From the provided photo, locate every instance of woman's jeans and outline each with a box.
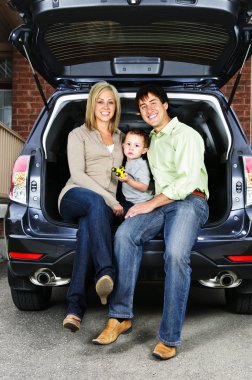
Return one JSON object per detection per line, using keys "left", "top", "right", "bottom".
{"left": 108, "top": 194, "right": 209, "bottom": 346}
{"left": 60, "top": 187, "right": 114, "bottom": 319}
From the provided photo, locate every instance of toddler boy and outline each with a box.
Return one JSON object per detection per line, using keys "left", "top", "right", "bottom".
{"left": 118, "top": 129, "right": 153, "bottom": 212}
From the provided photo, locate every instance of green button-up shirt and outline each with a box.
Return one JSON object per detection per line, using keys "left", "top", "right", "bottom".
{"left": 147, "top": 117, "right": 209, "bottom": 200}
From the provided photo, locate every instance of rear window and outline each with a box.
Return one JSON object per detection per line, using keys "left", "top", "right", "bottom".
{"left": 45, "top": 20, "right": 230, "bottom": 67}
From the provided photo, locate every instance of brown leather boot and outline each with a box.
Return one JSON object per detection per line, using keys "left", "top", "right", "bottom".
{"left": 92, "top": 318, "right": 132, "bottom": 345}
{"left": 152, "top": 341, "right": 176, "bottom": 360}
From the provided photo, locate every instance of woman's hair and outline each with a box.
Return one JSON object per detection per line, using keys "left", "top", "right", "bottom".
{"left": 85, "top": 81, "right": 121, "bottom": 133}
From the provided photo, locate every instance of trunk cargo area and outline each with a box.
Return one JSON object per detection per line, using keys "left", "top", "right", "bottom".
{"left": 43, "top": 93, "right": 231, "bottom": 227}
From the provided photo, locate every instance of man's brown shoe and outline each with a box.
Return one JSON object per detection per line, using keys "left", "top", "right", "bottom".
{"left": 92, "top": 318, "right": 132, "bottom": 345}
{"left": 152, "top": 341, "right": 176, "bottom": 360}
{"left": 95, "top": 275, "right": 114, "bottom": 305}
{"left": 63, "top": 316, "right": 81, "bottom": 333}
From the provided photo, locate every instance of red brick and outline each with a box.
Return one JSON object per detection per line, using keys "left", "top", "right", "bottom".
{"left": 12, "top": 51, "right": 53, "bottom": 136}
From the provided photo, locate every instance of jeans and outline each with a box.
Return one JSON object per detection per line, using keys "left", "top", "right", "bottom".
{"left": 60, "top": 187, "right": 114, "bottom": 319}
{"left": 108, "top": 194, "right": 209, "bottom": 346}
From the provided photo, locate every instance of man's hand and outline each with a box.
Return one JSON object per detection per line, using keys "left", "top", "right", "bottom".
{"left": 113, "top": 204, "right": 124, "bottom": 217}
{"left": 125, "top": 194, "right": 174, "bottom": 219}
{"left": 125, "top": 201, "right": 155, "bottom": 218}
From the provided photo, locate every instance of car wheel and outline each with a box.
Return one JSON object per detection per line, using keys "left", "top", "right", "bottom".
{"left": 225, "top": 288, "right": 252, "bottom": 314}
{"left": 11, "top": 287, "right": 52, "bottom": 311}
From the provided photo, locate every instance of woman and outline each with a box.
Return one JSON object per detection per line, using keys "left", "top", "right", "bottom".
{"left": 58, "top": 81, "right": 124, "bottom": 332}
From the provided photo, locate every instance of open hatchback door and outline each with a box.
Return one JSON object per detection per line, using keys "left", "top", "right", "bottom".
{"left": 8, "top": 0, "right": 252, "bottom": 88}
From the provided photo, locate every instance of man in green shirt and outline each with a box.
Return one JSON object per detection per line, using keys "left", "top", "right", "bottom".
{"left": 93, "top": 84, "right": 209, "bottom": 360}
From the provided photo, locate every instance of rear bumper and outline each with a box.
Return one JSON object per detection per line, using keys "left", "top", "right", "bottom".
{"left": 6, "top": 234, "right": 252, "bottom": 287}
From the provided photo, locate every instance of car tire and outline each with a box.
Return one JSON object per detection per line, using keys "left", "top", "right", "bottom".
{"left": 11, "top": 287, "right": 52, "bottom": 311}
{"left": 225, "top": 288, "right": 252, "bottom": 314}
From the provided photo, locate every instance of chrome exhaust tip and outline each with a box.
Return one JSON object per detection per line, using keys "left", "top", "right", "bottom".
{"left": 218, "top": 272, "right": 236, "bottom": 287}
{"left": 198, "top": 271, "right": 242, "bottom": 289}
{"left": 37, "top": 269, "right": 55, "bottom": 285}
{"left": 30, "top": 268, "right": 71, "bottom": 287}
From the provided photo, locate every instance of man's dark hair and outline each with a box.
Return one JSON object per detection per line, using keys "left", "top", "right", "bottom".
{"left": 135, "top": 84, "right": 169, "bottom": 109}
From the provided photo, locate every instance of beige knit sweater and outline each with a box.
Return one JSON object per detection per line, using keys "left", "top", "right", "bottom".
{"left": 58, "top": 124, "right": 124, "bottom": 210}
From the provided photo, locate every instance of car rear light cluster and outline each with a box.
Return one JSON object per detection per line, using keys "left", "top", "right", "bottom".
{"left": 243, "top": 156, "right": 252, "bottom": 206}
{"left": 227, "top": 255, "right": 252, "bottom": 262}
{"left": 9, "top": 252, "right": 44, "bottom": 260}
{"left": 9, "top": 155, "right": 30, "bottom": 205}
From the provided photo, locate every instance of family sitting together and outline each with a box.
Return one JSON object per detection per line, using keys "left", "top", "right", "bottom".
{"left": 58, "top": 81, "right": 209, "bottom": 360}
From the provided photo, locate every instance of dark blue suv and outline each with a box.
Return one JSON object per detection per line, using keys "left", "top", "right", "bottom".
{"left": 6, "top": 0, "right": 252, "bottom": 313}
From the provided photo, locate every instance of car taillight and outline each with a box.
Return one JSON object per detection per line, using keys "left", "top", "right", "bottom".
{"left": 227, "top": 255, "right": 252, "bottom": 262}
{"left": 243, "top": 156, "right": 252, "bottom": 206}
{"left": 9, "top": 252, "right": 44, "bottom": 260}
{"left": 9, "top": 155, "right": 30, "bottom": 205}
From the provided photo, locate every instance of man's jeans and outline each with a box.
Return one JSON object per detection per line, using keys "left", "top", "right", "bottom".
{"left": 109, "top": 194, "right": 209, "bottom": 346}
{"left": 60, "top": 187, "right": 114, "bottom": 319}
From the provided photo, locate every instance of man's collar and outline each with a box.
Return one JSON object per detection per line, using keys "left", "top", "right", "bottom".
{"left": 150, "top": 117, "right": 178, "bottom": 137}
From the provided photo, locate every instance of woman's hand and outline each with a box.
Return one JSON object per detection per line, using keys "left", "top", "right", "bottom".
{"left": 113, "top": 204, "right": 124, "bottom": 217}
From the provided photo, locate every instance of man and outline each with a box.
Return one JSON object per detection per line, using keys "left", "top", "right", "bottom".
{"left": 93, "top": 84, "right": 209, "bottom": 360}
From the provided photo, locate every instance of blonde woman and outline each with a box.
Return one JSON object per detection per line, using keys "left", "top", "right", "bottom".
{"left": 58, "top": 81, "right": 124, "bottom": 332}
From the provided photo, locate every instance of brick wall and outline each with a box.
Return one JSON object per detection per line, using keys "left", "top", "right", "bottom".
{"left": 222, "top": 57, "right": 251, "bottom": 142}
{"left": 12, "top": 50, "right": 54, "bottom": 139}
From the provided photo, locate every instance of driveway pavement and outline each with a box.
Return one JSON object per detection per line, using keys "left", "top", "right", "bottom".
{"left": 0, "top": 260, "right": 251, "bottom": 380}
